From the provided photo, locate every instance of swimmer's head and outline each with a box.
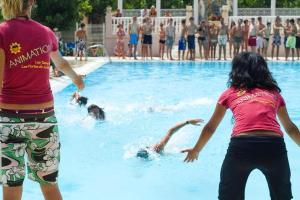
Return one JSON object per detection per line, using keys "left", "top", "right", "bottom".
{"left": 136, "top": 148, "right": 150, "bottom": 159}
{"left": 77, "top": 96, "right": 88, "bottom": 107}
{"left": 87, "top": 104, "right": 105, "bottom": 120}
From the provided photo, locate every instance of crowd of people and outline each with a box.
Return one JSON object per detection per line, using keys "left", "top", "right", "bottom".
{"left": 114, "top": 16, "right": 300, "bottom": 61}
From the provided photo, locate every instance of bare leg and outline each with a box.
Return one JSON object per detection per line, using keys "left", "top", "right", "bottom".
{"left": 218, "top": 44, "right": 222, "bottom": 60}
{"left": 223, "top": 45, "right": 227, "bottom": 60}
{"left": 292, "top": 49, "right": 295, "bottom": 61}
{"left": 178, "top": 51, "right": 181, "bottom": 61}
{"left": 149, "top": 45, "right": 152, "bottom": 60}
{"left": 3, "top": 186, "right": 23, "bottom": 200}
{"left": 182, "top": 50, "right": 185, "bottom": 60}
{"left": 40, "top": 184, "right": 63, "bottom": 200}
{"left": 286, "top": 48, "right": 290, "bottom": 61}
{"left": 276, "top": 46, "right": 279, "bottom": 60}
{"left": 271, "top": 45, "right": 275, "bottom": 59}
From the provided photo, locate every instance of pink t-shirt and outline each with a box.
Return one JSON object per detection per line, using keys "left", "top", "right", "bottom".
{"left": 218, "top": 87, "right": 285, "bottom": 137}
{"left": 0, "top": 18, "right": 58, "bottom": 104}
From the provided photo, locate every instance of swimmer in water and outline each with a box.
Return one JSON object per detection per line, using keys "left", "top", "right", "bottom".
{"left": 136, "top": 118, "right": 203, "bottom": 159}
{"left": 71, "top": 91, "right": 88, "bottom": 106}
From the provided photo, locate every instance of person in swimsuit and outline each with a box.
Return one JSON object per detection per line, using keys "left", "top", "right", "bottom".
{"left": 263, "top": 22, "right": 272, "bottom": 60}
{"left": 218, "top": 18, "right": 228, "bottom": 60}
{"left": 178, "top": 19, "right": 187, "bottom": 61}
{"left": 242, "top": 19, "right": 249, "bottom": 52}
{"left": 142, "top": 17, "right": 155, "bottom": 60}
{"left": 257, "top": 16, "right": 266, "bottom": 56}
{"left": 210, "top": 23, "right": 218, "bottom": 60}
{"left": 271, "top": 16, "right": 283, "bottom": 60}
{"left": 248, "top": 18, "right": 257, "bottom": 53}
{"left": 128, "top": 16, "right": 140, "bottom": 60}
{"left": 149, "top": 5, "right": 157, "bottom": 18}
{"left": 0, "top": 1, "right": 84, "bottom": 199}
{"left": 232, "top": 19, "right": 243, "bottom": 56}
{"left": 115, "top": 24, "right": 126, "bottom": 59}
{"left": 197, "top": 21, "right": 206, "bottom": 60}
{"left": 187, "top": 17, "right": 198, "bottom": 60}
{"left": 229, "top": 21, "right": 236, "bottom": 58}
{"left": 140, "top": 18, "right": 147, "bottom": 60}
{"left": 166, "top": 18, "right": 175, "bottom": 60}
{"left": 75, "top": 23, "right": 87, "bottom": 61}
{"left": 284, "top": 19, "right": 291, "bottom": 59}
{"left": 183, "top": 52, "right": 300, "bottom": 200}
{"left": 286, "top": 19, "right": 297, "bottom": 61}
{"left": 159, "top": 23, "right": 166, "bottom": 60}
{"left": 296, "top": 18, "right": 300, "bottom": 60}
{"left": 203, "top": 20, "right": 211, "bottom": 60}
{"left": 136, "top": 119, "right": 203, "bottom": 159}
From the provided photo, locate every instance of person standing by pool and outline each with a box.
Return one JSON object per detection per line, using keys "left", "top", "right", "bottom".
{"left": 75, "top": 23, "right": 87, "bottom": 61}
{"left": 217, "top": 18, "right": 228, "bottom": 60}
{"left": 159, "top": 23, "right": 166, "bottom": 60}
{"left": 284, "top": 19, "right": 291, "bottom": 59}
{"left": 136, "top": 119, "right": 203, "bottom": 159}
{"left": 0, "top": 0, "right": 84, "bottom": 200}
{"left": 248, "top": 18, "right": 257, "bottom": 53}
{"left": 178, "top": 19, "right": 187, "bottom": 61}
{"left": 263, "top": 22, "right": 272, "bottom": 60}
{"left": 183, "top": 52, "right": 300, "bottom": 200}
{"left": 114, "top": 24, "right": 126, "bottom": 59}
{"left": 210, "top": 23, "right": 218, "bottom": 60}
{"left": 142, "top": 17, "right": 154, "bottom": 60}
{"left": 197, "top": 21, "right": 206, "bottom": 60}
{"left": 166, "top": 18, "right": 175, "bottom": 60}
{"left": 286, "top": 19, "right": 297, "bottom": 61}
{"left": 257, "top": 17, "right": 266, "bottom": 56}
{"left": 242, "top": 19, "right": 249, "bottom": 52}
{"left": 128, "top": 16, "right": 139, "bottom": 60}
{"left": 232, "top": 19, "right": 243, "bottom": 56}
{"left": 296, "top": 18, "right": 300, "bottom": 60}
{"left": 229, "top": 21, "right": 236, "bottom": 58}
{"left": 187, "top": 17, "right": 198, "bottom": 60}
{"left": 271, "top": 16, "right": 283, "bottom": 60}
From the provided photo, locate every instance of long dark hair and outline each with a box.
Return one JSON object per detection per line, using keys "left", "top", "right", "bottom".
{"left": 228, "top": 52, "right": 281, "bottom": 92}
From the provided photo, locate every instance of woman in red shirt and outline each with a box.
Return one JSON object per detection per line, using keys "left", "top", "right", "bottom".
{"left": 0, "top": 1, "right": 84, "bottom": 200}
{"left": 183, "top": 52, "right": 300, "bottom": 199}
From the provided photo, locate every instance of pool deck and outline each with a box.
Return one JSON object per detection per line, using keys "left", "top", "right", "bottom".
{"left": 51, "top": 57, "right": 108, "bottom": 93}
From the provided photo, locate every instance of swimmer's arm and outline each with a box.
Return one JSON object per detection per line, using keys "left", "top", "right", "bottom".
{"left": 182, "top": 104, "right": 226, "bottom": 162}
{"left": 50, "top": 51, "right": 84, "bottom": 90}
{"left": 278, "top": 106, "right": 300, "bottom": 147}
{"left": 0, "top": 49, "right": 5, "bottom": 94}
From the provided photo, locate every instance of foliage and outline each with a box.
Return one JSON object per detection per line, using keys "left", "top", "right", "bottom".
{"left": 123, "top": 0, "right": 193, "bottom": 9}
{"left": 88, "top": 0, "right": 116, "bottom": 23}
{"left": 238, "top": 0, "right": 300, "bottom": 8}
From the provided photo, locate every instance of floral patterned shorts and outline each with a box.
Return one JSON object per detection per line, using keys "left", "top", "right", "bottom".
{"left": 0, "top": 111, "right": 60, "bottom": 187}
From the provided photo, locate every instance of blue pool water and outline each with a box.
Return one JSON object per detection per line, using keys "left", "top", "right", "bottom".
{"left": 9, "top": 61, "right": 300, "bottom": 199}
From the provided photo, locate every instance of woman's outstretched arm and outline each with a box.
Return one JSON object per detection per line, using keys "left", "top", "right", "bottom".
{"left": 182, "top": 104, "right": 227, "bottom": 162}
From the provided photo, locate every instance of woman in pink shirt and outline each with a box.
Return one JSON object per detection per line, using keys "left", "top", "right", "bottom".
{"left": 183, "top": 52, "right": 300, "bottom": 199}
{"left": 0, "top": 1, "right": 84, "bottom": 200}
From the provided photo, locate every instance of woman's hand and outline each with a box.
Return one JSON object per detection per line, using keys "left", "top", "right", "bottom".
{"left": 187, "top": 119, "right": 204, "bottom": 125}
{"left": 181, "top": 148, "right": 199, "bottom": 162}
{"left": 73, "top": 75, "right": 85, "bottom": 91}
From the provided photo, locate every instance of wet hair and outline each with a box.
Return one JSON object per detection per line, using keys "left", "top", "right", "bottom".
{"left": 136, "top": 148, "right": 149, "bottom": 159}
{"left": 80, "top": 23, "right": 86, "bottom": 28}
{"left": 0, "top": 0, "right": 31, "bottom": 20}
{"left": 228, "top": 52, "right": 281, "bottom": 92}
{"left": 77, "top": 96, "right": 88, "bottom": 107}
{"left": 87, "top": 104, "right": 105, "bottom": 120}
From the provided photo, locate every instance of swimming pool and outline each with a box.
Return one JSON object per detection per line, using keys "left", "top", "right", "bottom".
{"left": 7, "top": 61, "right": 300, "bottom": 199}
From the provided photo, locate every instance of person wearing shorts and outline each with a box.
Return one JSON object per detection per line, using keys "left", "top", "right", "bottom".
{"left": 141, "top": 17, "right": 154, "bottom": 59}
{"left": 285, "top": 19, "right": 297, "bottom": 61}
{"left": 187, "top": 17, "right": 198, "bottom": 60}
{"left": 232, "top": 19, "right": 243, "bottom": 56}
{"left": 178, "top": 19, "right": 187, "bottom": 60}
{"left": 129, "top": 16, "right": 139, "bottom": 59}
{"left": 248, "top": 18, "right": 257, "bottom": 52}
{"left": 256, "top": 17, "right": 266, "bottom": 55}
{"left": 218, "top": 18, "right": 228, "bottom": 60}
{"left": 183, "top": 52, "right": 300, "bottom": 200}
{"left": 271, "top": 16, "right": 283, "bottom": 60}
{"left": 296, "top": 18, "right": 300, "bottom": 60}
{"left": 166, "top": 18, "right": 175, "bottom": 60}
{"left": 0, "top": 1, "right": 84, "bottom": 199}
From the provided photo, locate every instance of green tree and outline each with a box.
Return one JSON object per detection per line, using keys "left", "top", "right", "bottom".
{"left": 88, "top": 0, "right": 116, "bottom": 23}
{"left": 31, "top": 0, "right": 90, "bottom": 30}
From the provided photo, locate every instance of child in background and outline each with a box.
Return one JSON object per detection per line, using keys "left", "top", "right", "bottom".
{"left": 210, "top": 23, "right": 218, "bottom": 60}
{"left": 263, "top": 22, "right": 272, "bottom": 60}
{"left": 159, "top": 23, "right": 166, "bottom": 60}
{"left": 286, "top": 19, "right": 297, "bottom": 61}
{"left": 187, "top": 17, "right": 198, "bottom": 60}
{"left": 166, "top": 18, "right": 175, "bottom": 60}
{"left": 115, "top": 24, "right": 126, "bottom": 59}
{"left": 242, "top": 19, "right": 249, "bottom": 51}
{"left": 178, "top": 19, "right": 187, "bottom": 61}
{"left": 271, "top": 16, "right": 283, "bottom": 60}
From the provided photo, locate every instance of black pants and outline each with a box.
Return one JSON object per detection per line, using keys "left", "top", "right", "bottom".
{"left": 219, "top": 136, "right": 293, "bottom": 200}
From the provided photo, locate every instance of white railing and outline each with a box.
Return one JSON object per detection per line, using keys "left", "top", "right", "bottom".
{"left": 229, "top": 16, "right": 299, "bottom": 31}
{"left": 276, "top": 8, "right": 300, "bottom": 16}
{"left": 112, "top": 16, "right": 185, "bottom": 35}
{"left": 122, "top": 9, "right": 186, "bottom": 17}
{"left": 238, "top": 8, "right": 271, "bottom": 16}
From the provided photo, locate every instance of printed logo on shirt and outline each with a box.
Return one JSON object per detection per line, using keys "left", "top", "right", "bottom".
{"left": 10, "top": 42, "right": 22, "bottom": 55}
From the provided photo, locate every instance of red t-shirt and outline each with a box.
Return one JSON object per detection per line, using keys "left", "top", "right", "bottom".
{"left": 218, "top": 87, "right": 285, "bottom": 137}
{"left": 0, "top": 18, "right": 58, "bottom": 104}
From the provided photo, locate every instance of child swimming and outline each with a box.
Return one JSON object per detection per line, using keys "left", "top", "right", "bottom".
{"left": 136, "top": 118, "right": 203, "bottom": 159}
